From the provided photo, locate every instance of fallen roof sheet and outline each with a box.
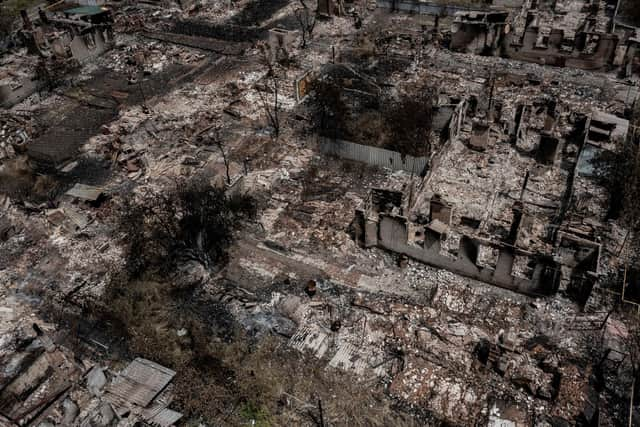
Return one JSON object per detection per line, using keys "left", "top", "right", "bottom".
{"left": 426, "top": 218, "right": 449, "bottom": 235}
{"left": 106, "top": 358, "right": 175, "bottom": 408}
{"left": 65, "top": 184, "right": 104, "bottom": 202}
{"left": 145, "top": 408, "right": 183, "bottom": 427}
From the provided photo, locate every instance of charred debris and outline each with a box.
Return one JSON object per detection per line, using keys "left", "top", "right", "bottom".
{"left": 2, "top": 0, "right": 640, "bottom": 426}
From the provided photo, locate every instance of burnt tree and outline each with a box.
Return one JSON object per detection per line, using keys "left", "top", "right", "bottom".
{"left": 592, "top": 128, "right": 640, "bottom": 237}
{"left": 119, "top": 177, "right": 256, "bottom": 276}
{"left": 312, "top": 77, "right": 348, "bottom": 140}
{"left": 295, "top": 4, "right": 316, "bottom": 49}
{"left": 257, "top": 70, "right": 280, "bottom": 137}
{"left": 383, "top": 88, "right": 435, "bottom": 158}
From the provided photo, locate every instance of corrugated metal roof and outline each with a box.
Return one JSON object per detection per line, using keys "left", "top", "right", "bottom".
{"left": 288, "top": 325, "right": 330, "bottom": 358}
{"left": 328, "top": 342, "right": 369, "bottom": 375}
{"left": 147, "top": 408, "right": 183, "bottom": 427}
{"left": 106, "top": 358, "right": 175, "bottom": 407}
{"left": 65, "top": 184, "right": 104, "bottom": 201}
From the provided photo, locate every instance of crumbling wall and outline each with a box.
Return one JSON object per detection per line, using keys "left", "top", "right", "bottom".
{"left": 450, "top": 13, "right": 507, "bottom": 55}
{"left": 0, "top": 79, "right": 42, "bottom": 108}
{"left": 503, "top": 28, "right": 619, "bottom": 70}
{"left": 267, "top": 28, "right": 298, "bottom": 64}
{"left": 376, "top": 0, "right": 479, "bottom": 15}
{"left": 317, "top": 0, "right": 344, "bottom": 16}
{"left": 448, "top": 99, "right": 467, "bottom": 143}
{"left": 70, "top": 28, "right": 112, "bottom": 62}
{"left": 451, "top": 22, "right": 491, "bottom": 54}
{"left": 368, "top": 212, "right": 558, "bottom": 295}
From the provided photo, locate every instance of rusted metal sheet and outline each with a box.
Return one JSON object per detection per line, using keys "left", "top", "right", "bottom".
{"left": 295, "top": 70, "right": 313, "bottom": 101}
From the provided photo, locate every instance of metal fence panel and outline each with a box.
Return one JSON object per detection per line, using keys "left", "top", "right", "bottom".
{"left": 319, "top": 137, "right": 428, "bottom": 174}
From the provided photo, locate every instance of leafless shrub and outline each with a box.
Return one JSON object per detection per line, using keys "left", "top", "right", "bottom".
{"left": 118, "top": 176, "right": 256, "bottom": 276}
{"left": 295, "top": 3, "right": 316, "bottom": 49}
{"left": 383, "top": 87, "right": 435, "bottom": 158}
{"left": 257, "top": 72, "right": 281, "bottom": 138}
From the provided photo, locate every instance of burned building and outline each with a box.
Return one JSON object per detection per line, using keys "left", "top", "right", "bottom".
{"left": 355, "top": 188, "right": 561, "bottom": 295}
{"left": 450, "top": 11, "right": 509, "bottom": 54}
{"left": 0, "top": 5, "right": 114, "bottom": 108}
{"left": 353, "top": 79, "right": 630, "bottom": 305}
{"left": 1, "top": 0, "right": 640, "bottom": 425}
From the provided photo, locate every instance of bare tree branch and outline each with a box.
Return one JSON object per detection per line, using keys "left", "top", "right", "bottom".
{"left": 295, "top": 7, "right": 316, "bottom": 49}
{"left": 257, "top": 72, "right": 280, "bottom": 138}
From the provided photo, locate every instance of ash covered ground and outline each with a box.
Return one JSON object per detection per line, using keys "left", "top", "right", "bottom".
{"left": 2, "top": 0, "right": 640, "bottom": 426}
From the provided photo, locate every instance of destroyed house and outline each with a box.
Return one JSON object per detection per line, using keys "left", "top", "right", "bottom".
{"left": 355, "top": 189, "right": 561, "bottom": 296}
{"left": 450, "top": 11, "right": 509, "bottom": 55}
{"left": 352, "top": 89, "right": 629, "bottom": 300}
{"left": 503, "top": 27, "right": 619, "bottom": 70}
{"left": 0, "top": 6, "right": 114, "bottom": 108}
